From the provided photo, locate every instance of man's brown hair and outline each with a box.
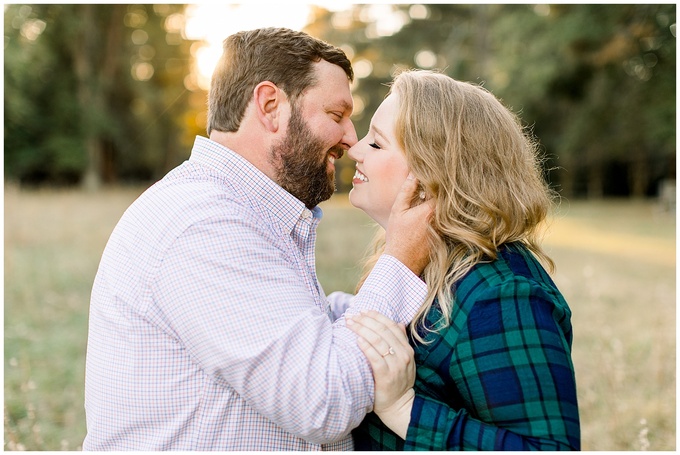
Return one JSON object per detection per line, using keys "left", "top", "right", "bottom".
{"left": 207, "top": 27, "right": 353, "bottom": 135}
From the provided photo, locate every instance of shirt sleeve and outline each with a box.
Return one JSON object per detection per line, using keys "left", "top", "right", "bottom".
{"left": 403, "top": 279, "right": 580, "bottom": 450}
{"left": 327, "top": 291, "right": 354, "bottom": 322}
{"left": 151, "top": 209, "right": 426, "bottom": 445}
{"left": 342, "top": 254, "right": 427, "bottom": 323}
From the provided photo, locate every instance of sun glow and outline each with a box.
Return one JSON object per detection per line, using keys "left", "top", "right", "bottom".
{"left": 184, "top": 3, "right": 346, "bottom": 90}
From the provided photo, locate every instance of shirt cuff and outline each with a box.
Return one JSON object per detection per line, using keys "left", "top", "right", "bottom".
{"left": 348, "top": 254, "right": 427, "bottom": 325}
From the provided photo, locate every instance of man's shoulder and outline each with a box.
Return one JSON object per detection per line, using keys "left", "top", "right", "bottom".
{"left": 139, "top": 167, "right": 251, "bottom": 222}
{"left": 113, "top": 169, "right": 265, "bottom": 248}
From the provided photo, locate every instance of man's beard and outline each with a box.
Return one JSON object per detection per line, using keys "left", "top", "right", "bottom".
{"left": 270, "top": 107, "right": 342, "bottom": 209}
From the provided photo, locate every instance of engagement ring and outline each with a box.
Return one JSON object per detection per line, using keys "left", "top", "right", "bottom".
{"left": 382, "top": 346, "right": 396, "bottom": 357}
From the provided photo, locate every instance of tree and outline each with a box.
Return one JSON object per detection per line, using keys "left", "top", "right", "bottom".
{"left": 309, "top": 4, "right": 676, "bottom": 198}
{"left": 498, "top": 4, "right": 676, "bottom": 198}
{"left": 4, "top": 4, "right": 204, "bottom": 187}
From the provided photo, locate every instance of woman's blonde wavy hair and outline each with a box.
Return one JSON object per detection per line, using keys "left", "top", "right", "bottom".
{"left": 357, "top": 70, "right": 557, "bottom": 343}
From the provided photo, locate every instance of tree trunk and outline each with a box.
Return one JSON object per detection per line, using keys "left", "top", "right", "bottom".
{"left": 587, "top": 160, "right": 604, "bottom": 199}
{"left": 73, "top": 4, "right": 101, "bottom": 191}
{"left": 100, "top": 5, "right": 126, "bottom": 184}
{"left": 75, "top": 5, "right": 126, "bottom": 189}
{"left": 473, "top": 5, "right": 490, "bottom": 79}
{"left": 629, "top": 149, "right": 649, "bottom": 199}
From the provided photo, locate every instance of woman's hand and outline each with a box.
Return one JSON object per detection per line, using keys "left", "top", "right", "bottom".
{"left": 346, "top": 310, "right": 415, "bottom": 439}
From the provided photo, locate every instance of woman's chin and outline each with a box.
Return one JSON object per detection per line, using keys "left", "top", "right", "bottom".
{"left": 348, "top": 190, "right": 361, "bottom": 209}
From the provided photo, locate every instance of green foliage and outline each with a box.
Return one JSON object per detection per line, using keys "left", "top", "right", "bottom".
{"left": 311, "top": 4, "right": 676, "bottom": 198}
{"left": 4, "top": 4, "right": 203, "bottom": 186}
{"left": 4, "top": 4, "right": 676, "bottom": 197}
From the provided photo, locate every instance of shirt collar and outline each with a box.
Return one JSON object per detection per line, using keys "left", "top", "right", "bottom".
{"left": 189, "top": 136, "right": 323, "bottom": 235}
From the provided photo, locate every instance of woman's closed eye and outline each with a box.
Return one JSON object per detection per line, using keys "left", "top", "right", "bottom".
{"left": 369, "top": 142, "right": 381, "bottom": 149}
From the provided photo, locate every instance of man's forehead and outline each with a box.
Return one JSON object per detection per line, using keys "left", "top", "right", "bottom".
{"left": 298, "top": 60, "right": 353, "bottom": 110}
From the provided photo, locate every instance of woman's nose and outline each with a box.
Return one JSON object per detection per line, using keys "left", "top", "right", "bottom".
{"left": 341, "top": 118, "right": 358, "bottom": 150}
{"left": 347, "top": 140, "right": 363, "bottom": 162}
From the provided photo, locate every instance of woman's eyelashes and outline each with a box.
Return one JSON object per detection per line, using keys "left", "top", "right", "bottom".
{"left": 369, "top": 142, "right": 381, "bottom": 149}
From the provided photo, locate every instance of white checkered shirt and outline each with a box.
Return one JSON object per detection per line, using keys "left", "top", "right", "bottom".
{"left": 83, "top": 136, "right": 427, "bottom": 450}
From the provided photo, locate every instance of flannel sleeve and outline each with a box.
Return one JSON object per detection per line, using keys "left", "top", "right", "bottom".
{"left": 404, "top": 278, "right": 580, "bottom": 450}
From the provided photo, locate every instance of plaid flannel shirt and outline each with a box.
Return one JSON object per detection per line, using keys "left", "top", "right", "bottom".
{"left": 353, "top": 242, "right": 580, "bottom": 450}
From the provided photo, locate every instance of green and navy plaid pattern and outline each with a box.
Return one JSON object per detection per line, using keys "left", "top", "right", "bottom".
{"left": 353, "top": 242, "right": 580, "bottom": 450}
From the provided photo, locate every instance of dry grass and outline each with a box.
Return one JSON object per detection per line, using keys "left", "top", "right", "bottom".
{"left": 545, "top": 199, "right": 676, "bottom": 450}
{"left": 4, "top": 187, "right": 676, "bottom": 450}
{"left": 4, "top": 185, "right": 148, "bottom": 451}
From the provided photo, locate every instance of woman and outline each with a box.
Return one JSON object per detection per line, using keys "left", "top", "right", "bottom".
{"left": 344, "top": 70, "right": 580, "bottom": 450}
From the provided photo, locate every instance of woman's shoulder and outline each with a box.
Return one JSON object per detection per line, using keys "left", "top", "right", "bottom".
{"left": 419, "top": 243, "right": 570, "bottom": 344}
{"left": 456, "top": 243, "right": 558, "bottom": 299}
{"left": 451, "top": 242, "right": 572, "bottom": 339}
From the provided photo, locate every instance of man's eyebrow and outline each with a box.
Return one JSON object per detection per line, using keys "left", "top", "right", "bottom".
{"left": 329, "top": 99, "right": 353, "bottom": 114}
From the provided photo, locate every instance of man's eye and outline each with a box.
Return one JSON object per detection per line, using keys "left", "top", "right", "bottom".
{"left": 369, "top": 143, "right": 380, "bottom": 149}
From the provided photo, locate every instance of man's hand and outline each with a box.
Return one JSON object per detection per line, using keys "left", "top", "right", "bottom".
{"left": 383, "top": 175, "right": 434, "bottom": 276}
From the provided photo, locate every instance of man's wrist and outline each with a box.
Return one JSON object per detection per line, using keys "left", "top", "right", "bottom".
{"left": 382, "top": 246, "right": 427, "bottom": 277}
{"left": 355, "top": 255, "right": 426, "bottom": 324}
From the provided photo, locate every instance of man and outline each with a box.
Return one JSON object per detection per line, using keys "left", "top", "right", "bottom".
{"left": 83, "top": 27, "right": 431, "bottom": 450}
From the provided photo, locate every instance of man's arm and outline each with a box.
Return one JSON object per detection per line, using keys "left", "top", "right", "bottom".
{"left": 152, "top": 218, "right": 428, "bottom": 444}
{"left": 150, "top": 176, "right": 432, "bottom": 444}
{"left": 337, "top": 175, "right": 434, "bottom": 324}
{"left": 327, "top": 291, "right": 353, "bottom": 321}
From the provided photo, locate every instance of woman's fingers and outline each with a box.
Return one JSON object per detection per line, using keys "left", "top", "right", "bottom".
{"left": 348, "top": 310, "right": 411, "bottom": 349}
{"left": 346, "top": 311, "right": 417, "bottom": 415}
{"left": 346, "top": 317, "right": 392, "bottom": 360}
{"left": 355, "top": 334, "right": 386, "bottom": 366}
{"left": 345, "top": 311, "right": 414, "bottom": 369}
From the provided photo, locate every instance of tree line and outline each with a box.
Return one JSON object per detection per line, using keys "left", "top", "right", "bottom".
{"left": 5, "top": 4, "right": 204, "bottom": 189}
{"left": 4, "top": 4, "right": 676, "bottom": 199}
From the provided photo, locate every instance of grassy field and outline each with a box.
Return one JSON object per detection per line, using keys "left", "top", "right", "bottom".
{"left": 4, "top": 186, "right": 676, "bottom": 450}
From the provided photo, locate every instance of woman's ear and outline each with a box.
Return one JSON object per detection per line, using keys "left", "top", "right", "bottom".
{"left": 253, "top": 81, "right": 285, "bottom": 132}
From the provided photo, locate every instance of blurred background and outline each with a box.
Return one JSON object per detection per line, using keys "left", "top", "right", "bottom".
{"left": 4, "top": 3, "right": 676, "bottom": 451}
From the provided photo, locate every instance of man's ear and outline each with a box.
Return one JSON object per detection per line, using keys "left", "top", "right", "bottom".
{"left": 253, "top": 81, "right": 285, "bottom": 132}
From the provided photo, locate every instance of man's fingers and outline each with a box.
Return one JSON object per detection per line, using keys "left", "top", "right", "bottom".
{"left": 391, "top": 174, "right": 419, "bottom": 214}
{"left": 384, "top": 174, "right": 434, "bottom": 276}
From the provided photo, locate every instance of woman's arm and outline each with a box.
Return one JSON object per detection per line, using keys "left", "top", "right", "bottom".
{"left": 348, "top": 280, "right": 580, "bottom": 450}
